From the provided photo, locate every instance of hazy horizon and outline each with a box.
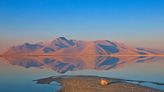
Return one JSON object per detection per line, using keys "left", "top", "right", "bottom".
{"left": 0, "top": 0, "right": 164, "bottom": 51}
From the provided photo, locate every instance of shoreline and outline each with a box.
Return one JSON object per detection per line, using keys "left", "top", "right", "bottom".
{"left": 35, "top": 75, "right": 163, "bottom": 92}
{"left": 1, "top": 54, "right": 164, "bottom": 57}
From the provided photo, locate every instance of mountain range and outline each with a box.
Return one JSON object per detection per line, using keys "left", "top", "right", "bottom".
{"left": 1, "top": 37, "right": 164, "bottom": 56}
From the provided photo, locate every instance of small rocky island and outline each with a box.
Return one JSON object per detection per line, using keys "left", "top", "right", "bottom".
{"left": 35, "top": 75, "right": 163, "bottom": 92}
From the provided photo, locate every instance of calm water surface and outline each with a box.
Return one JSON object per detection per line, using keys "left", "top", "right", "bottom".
{"left": 0, "top": 56, "right": 164, "bottom": 92}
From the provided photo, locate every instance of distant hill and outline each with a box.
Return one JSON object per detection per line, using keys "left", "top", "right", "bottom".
{"left": 2, "top": 37, "right": 164, "bottom": 56}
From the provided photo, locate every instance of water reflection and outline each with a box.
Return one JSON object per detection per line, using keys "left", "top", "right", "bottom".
{"left": 1, "top": 55, "right": 163, "bottom": 73}
{"left": 0, "top": 56, "right": 164, "bottom": 91}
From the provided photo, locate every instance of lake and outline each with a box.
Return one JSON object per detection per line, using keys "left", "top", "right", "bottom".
{"left": 0, "top": 56, "right": 164, "bottom": 92}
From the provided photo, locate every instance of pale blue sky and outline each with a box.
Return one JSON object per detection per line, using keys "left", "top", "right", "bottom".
{"left": 0, "top": 0, "right": 164, "bottom": 51}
